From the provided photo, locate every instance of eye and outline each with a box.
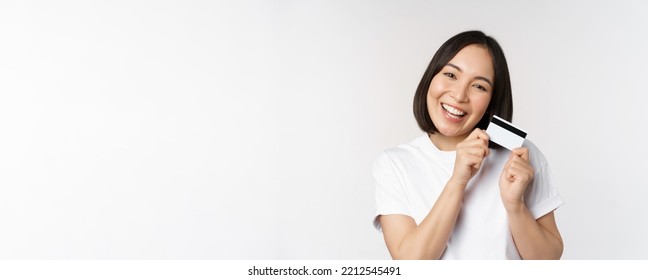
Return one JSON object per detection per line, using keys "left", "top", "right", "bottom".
{"left": 443, "top": 72, "right": 456, "bottom": 79}
{"left": 473, "top": 84, "right": 488, "bottom": 92}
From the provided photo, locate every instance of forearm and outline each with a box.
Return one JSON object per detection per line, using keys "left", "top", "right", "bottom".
{"left": 507, "top": 205, "right": 563, "bottom": 259}
{"left": 394, "top": 180, "right": 465, "bottom": 259}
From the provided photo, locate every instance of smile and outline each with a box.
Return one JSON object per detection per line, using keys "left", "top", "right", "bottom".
{"left": 442, "top": 103, "right": 466, "bottom": 119}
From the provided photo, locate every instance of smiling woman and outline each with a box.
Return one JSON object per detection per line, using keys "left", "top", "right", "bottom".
{"left": 373, "top": 30, "right": 564, "bottom": 260}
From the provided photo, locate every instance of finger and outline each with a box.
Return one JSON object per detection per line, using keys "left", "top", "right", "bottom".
{"left": 507, "top": 172, "right": 516, "bottom": 182}
{"left": 506, "top": 161, "right": 534, "bottom": 181}
{"left": 466, "top": 128, "right": 490, "bottom": 142}
{"left": 459, "top": 137, "right": 490, "bottom": 150}
{"left": 462, "top": 154, "right": 485, "bottom": 170}
{"left": 511, "top": 147, "right": 529, "bottom": 161}
{"left": 465, "top": 128, "right": 482, "bottom": 141}
{"left": 501, "top": 168, "right": 515, "bottom": 182}
{"left": 467, "top": 155, "right": 483, "bottom": 171}
{"left": 460, "top": 146, "right": 489, "bottom": 159}
{"left": 507, "top": 156, "right": 533, "bottom": 171}
{"left": 473, "top": 162, "right": 482, "bottom": 172}
{"left": 507, "top": 168, "right": 533, "bottom": 183}
{"left": 474, "top": 128, "right": 490, "bottom": 142}
{"left": 458, "top": 140, "right": 490, "bottom": 153}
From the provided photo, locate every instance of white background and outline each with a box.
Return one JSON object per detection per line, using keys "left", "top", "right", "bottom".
{"left": 0, "top": 0, "right": 646, "bottom": 259}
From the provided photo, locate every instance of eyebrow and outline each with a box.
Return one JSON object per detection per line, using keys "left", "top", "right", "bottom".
{"left": 446, "top": 63, "right": 494, "bottom": 88}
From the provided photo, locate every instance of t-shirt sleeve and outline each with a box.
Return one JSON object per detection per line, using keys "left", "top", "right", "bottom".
{"left": 373, "top": 151, "right": 412, "bottom": 231}
{"left": 525, "top": 159, "right": 564, "bottom": 220}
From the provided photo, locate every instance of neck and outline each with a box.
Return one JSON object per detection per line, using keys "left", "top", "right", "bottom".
{"left": 428, "top": 132, "right": 469, "bottom": 151}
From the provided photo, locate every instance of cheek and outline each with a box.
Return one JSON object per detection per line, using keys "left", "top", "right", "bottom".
{"left": 473, "top": 95, "right": 492, "bottom": 114}
{"left": 427, "top": 77, "right": 447, "bottom": 98}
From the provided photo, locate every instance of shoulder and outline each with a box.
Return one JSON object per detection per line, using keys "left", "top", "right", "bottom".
{"left": 522, "top": 138, "right": 550, "bottom": 170}
{"left": 520, "top": 139, "right": 563, "bottom": 217}
{"left": 373, "top": 135, "right": 428, "bottom": 170}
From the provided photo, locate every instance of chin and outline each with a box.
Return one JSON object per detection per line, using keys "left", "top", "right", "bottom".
{"left": 436, "top": 124, "right": 474, "bottom": 137}
{"left": 435, "top": 128, "right": 461, "bottom": 137}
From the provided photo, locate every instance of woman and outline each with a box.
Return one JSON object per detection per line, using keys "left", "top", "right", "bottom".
{"left": 373, "top": 30, "right": 564, "bottom": 259}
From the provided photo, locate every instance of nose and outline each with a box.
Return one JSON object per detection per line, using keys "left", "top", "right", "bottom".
{"left": 450, "top": 83, "right": 470, "bottom": 103}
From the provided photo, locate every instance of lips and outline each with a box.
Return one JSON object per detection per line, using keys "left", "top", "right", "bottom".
{"left": 441, "top": 103, "right": 466, "bottom": 119}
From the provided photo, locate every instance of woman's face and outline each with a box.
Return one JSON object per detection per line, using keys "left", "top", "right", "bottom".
{"left": 427, "top": 44, "right": 494, "bottom": 138}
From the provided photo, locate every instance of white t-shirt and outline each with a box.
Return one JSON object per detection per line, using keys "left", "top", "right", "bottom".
{"left": 373, "top": 134, "right": 564, "bottom": 259}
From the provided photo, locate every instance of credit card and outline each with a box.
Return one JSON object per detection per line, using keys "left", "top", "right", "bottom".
{"left": 486, "top": 115, "right": 527, "bottom": 150}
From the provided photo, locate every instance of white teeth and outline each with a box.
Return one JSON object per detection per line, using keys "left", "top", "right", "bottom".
{"left": 442, "top": 104, "right": 466, "bottom": 116}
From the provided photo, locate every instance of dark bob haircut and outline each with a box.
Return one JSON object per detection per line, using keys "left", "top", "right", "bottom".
{"left": 413, "top": 30, "right": 513, "bottom": 133}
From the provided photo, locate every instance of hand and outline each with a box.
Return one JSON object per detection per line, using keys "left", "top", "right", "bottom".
{"left": 450, "top": 128, "right": 490, "bottom": 186}
{"left": 499, "top": 147, "right": 534, "bottom": 210}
